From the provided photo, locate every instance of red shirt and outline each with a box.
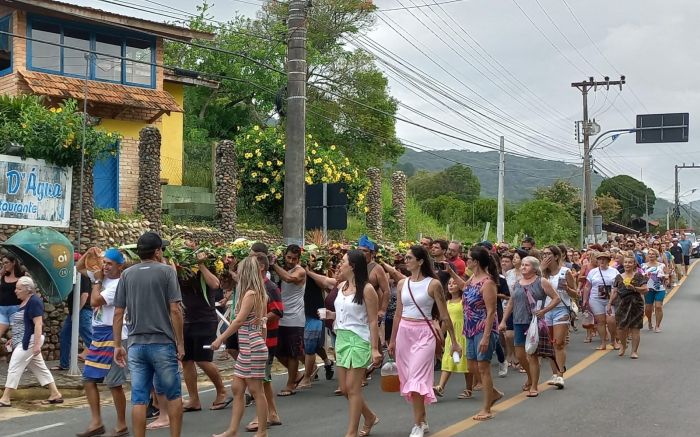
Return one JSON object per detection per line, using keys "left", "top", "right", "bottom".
{"left": 450, "top": 256, "right": 466, "bottom": 277}
{"left": 264, "top": 278, "right": 284, "bottom": 349}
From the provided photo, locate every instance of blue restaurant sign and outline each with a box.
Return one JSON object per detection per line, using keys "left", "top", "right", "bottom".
{"left": 0, "top": 154, "right": 72, "bottom": 227}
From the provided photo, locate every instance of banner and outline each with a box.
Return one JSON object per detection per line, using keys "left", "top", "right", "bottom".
{"left": 0, "top": 154, "right": 72, "bottom": 227}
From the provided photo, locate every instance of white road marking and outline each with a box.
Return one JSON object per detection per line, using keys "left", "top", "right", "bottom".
{"left": 6, "top": 422, "right": 66, "bottom": 437}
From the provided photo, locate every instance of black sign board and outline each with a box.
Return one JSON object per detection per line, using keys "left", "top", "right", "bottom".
{"left": 305, "top": 183, "right": 348, "bottom": 231}
{"left": 636, "top": 112, "right": 689, "bottom": 143}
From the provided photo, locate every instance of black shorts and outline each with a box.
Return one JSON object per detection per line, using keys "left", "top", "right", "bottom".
{"left": 275, "top": 326, "right": 305, "bottom": 359}
{"left": 225, "top": 332, "right": 239, "bottom": 351}
{"left": 684, "top": 255, "right": 690, "bottom": 266}
{"left": 183, "top": 322, "right": 217, "bottom": 362}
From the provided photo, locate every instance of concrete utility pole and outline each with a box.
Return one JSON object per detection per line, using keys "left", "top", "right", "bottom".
{"left": 496, "top": 136, "right": 505, "bottom": 243}
{"left": 572, "top": 76, "right": 625, "bottom": 242}
{"left": 282, "top": 0, "right": 307, "bottom": 245}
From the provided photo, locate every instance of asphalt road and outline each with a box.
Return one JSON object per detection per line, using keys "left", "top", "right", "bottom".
{"left": 3, "top": 264, "right": 700, "bottom": 437}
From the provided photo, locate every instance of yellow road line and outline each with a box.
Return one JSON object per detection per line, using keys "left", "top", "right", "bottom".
{"left": 432, "top": 261, "right": 696, "bottom": 437}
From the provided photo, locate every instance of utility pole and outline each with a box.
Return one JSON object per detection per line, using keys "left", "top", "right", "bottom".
{"left": 674, "top": 163, "right": 700, "bottom": 230}
{"left": 496, "top": 136, "right": 505, "bottom": 243}
{"left": 282, "top": 0, "right": 307, "bottom": 245}
{"left": 572, "top": 76, "right": 625, "bottom": 241}
{"left": 642, "top": 168, "right": 649, "bottom": 233}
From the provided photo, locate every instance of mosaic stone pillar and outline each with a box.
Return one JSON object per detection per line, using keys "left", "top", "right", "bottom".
{"left": 68, "top": 158, "right": 95, "bottom": 252}
{"left": 137, "top": 127, "right": 162, "bottom": 231}
{"left": 366, "top": 167, "right": 383, "bottom": 240}
{"left": 214, "top": 140, "right": 237, "bottom": 237}
{"left": 391, "top": 170, "right": 407, "bottom": 238}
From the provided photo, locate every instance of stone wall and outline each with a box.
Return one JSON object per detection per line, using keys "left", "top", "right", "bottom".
{"left": 365, "top": 167, "right": 383, "bottom": 240}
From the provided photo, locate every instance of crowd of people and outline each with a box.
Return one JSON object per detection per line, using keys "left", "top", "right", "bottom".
{"left": 0, "top": 228, "right": 694, "bottom": 437}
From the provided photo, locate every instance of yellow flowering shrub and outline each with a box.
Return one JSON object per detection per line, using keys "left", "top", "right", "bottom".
{"left": 235, "top": 126, "right": 369, "bottom": 216}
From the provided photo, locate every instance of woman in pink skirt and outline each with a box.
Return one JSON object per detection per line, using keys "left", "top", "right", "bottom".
{"left": 388, "top": 245, "right": 461, "bottom": 437}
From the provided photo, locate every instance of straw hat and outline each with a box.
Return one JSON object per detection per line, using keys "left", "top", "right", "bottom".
{"left": 595, "top": 251, "right": 612, "bottom": 260}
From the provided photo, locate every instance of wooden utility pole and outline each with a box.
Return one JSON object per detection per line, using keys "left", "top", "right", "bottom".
{"left": 283, "top": 0, "right": 307, "bottom": 245}
{"left": 572, "top": 76, "right": 625, "bottom": 242}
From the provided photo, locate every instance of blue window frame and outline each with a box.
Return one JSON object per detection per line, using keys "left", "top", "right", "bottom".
{"left": 26, "top": 15, "right": 156, "bottom": 88}
{"left": 0, "top": 14, "right": 13, "bottom": 76}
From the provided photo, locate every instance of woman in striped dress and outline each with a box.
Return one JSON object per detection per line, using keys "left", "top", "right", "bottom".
{"left": 212, "top": 256, "right": 269, "bottom": 437}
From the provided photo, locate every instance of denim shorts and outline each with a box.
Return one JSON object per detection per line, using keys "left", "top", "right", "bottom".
{"left": 0, "top": 305, "right": 20, "bottom": 325}
{"left": 545, "top": 306, "right": 571, "bottom": 327}
{"left": 645, "top": 289, "right": 666, "bottom": 305}
{"left": 513, "top": 323, "right": 530, "bottom": 347}
{"left": 303, "top": 318, "right": 325, "bottom": 354}
{"left": 466, "top": 331, "right": 499, "bottom": 362}
{"left": 128, "top": 343, "right": 181, "bottom": 405}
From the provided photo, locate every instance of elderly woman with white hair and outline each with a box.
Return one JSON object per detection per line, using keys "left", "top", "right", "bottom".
{"left": 0, "top": 276, "right": 62, "bottom": 407}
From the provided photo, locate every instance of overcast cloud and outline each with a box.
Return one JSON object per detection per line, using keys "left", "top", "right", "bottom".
{"left": 72, "top": 0, "right": 700, "bottom": 202}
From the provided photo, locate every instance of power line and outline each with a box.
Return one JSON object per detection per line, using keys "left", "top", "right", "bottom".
{"left": 379, "top": 0, "right": 467, "bottom": 12}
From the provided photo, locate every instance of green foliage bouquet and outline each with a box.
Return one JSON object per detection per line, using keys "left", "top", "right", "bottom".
{"left": 234, "top": 125, "right": 370, "bottom": 217}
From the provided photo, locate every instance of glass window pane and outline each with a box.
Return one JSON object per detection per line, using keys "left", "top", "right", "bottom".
{"left": 63, "top": 27, "right": 90, "bottom": 76}
{"left": 30, "top": 21, "right": 60, "bottom": 72}
{"left": 125, "top": 38, "right": 151, "bottom": 85}
{"left": 0, "top": 17, "right": 11, "bottom": 73}
{"left": 94, "top": 34, "right": 122, "bottom": 82}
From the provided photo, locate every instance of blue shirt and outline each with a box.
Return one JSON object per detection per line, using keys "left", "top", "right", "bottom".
{"left": 679, "top": 239, "right": 692, "bottom": 256}
{"left": 21, "top": 294, "right": 44, "bottom": 350}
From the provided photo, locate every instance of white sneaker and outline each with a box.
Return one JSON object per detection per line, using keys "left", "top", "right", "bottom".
{"left": 554, "top": 376, "right": 565, "bottom": 389}
{"left": 421, "top": 422, "right": 429, "bottom": 433}
{"left": 498, "top": 362, "right": 508, "bottom": 377}
{"left": 409, "top": 425, "right": 424, "bottom": 437}
{"left": 546, "top": 374, "right": 558, "bottom": 385}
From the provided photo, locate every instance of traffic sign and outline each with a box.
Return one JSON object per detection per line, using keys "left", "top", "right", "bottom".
{"left": 636, "top": 113, "right": 689, "bottom": 143}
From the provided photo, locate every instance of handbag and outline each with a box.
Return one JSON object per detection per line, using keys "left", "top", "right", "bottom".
{"left": 406, "top": 279, "right": 445, "bottom": 357}
{"left": 523, "top": 282, "right": 556, "bottom": 361}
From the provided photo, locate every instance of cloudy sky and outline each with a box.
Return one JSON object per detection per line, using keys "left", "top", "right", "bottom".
{"left": 73, "top": 0, "right": 700, "bottom": 202}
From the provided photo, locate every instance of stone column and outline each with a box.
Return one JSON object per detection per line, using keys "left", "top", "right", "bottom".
{"left": 68, "top": 158, "right": 95, "bottom": 252}
{"left": 137, "top": 127, "right": 162, "bottom": 231}
{"left": 366, "top": 167, "right": 382, "bottom": 239}
{"left": 391, "top": 170, "right": 407, "bottom": 238}
{"left": 214, "top": 140, "right": 237, "bottom": 236}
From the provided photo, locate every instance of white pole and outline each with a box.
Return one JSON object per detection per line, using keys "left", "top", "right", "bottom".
{"left": 496, "top": 136, "right": 505, "bottom": 242}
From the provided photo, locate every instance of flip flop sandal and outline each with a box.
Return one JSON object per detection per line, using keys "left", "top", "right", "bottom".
{"left": 457, "top": 389, "right": 472, "bottom": 399}
{"left": 49, "top": 366, "right": 68, "bottom": 371}
{"left": 433, "top": 385, "right": 445, "bottom": 398}
{"left": 296, "top": 383, "right": 312, "bottom": 390}
{"left": 359, "top": 416, "right": 380, "bottom": 437}
{"left": 183, "top": 406, "right": 202, "bottom": 412}
{"left": 277, "top": 389, "right": 296, "bottom": 397}
{"left": 268, "top": 420, "right": 282, "bottom": 426}
{"left": 245, "top": 422, "right": 260, "bottom": 433}
{"left": 334, "top": 388, "right": 343, "bottom": 396}
{"left": 472, "top": 413, "right": 493, "bottom": 421}
{"left": 75, "top": 426, "right": 106, "bottom": 437}
{"left": 526, "top": 391, "right": 539, "bottom": 398}
{"left": 41, "top": 398, "right": 64, "bottom": 405}
{"left": 293, "top": 374, "right": 305, "bottom": 389}
{"left": 361, "top": 381, "right": 368, "bottom": 387}
{"left": 146, "top": 422, "right": 170, "bottom": 430}
{"left": 104, "top": 428, "right": 130, "bottom": 437}
{"left": 210, "top": 398, "right": 233, "bottom": 410}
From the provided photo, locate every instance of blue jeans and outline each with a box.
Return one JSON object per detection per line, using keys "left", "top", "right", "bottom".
{"left": 128, "top": 343, "right": 181, "bottom": 405}
{"left": 59, "top": 308, "right": 93, "bottom": 368}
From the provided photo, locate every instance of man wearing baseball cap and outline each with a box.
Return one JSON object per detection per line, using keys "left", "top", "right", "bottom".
{"left": 113, "top": 232, "right": 185, "bottom": 437}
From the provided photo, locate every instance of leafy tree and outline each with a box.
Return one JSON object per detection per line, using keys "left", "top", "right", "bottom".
{"left": 596, "top": 175, "right": 655, "bottom": 225}
{"left": 407, "top": 165, "right": 481, "bottom": 203}
{"left": 533, "top": 179, "right": 580, "bottom": 219}
{"left": 511, "top": 199, "right": 578, "bottom": 245}
{"left": 594, "top": 194, "right": 622, "bottom": 223}
{"left": 420, "top": 195, "right": 469, "bottom": 225}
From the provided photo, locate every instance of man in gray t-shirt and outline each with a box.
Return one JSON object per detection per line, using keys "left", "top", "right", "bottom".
{"left": 113, "top": 232, "right": 184, "bottom": 436}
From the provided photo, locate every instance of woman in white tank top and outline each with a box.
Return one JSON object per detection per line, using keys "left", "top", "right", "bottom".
{"left": 388, "top": 245, "right": 461, "bottom": 437}
{"left": 325, "top": 250, "right": 382, "bottom": 437}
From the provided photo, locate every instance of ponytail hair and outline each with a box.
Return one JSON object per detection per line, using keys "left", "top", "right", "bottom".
{"left": 470, "top": 246, "right": 499, "bottom": 283}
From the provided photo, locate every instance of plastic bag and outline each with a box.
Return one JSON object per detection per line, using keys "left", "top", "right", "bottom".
{"left": 380, "top": 360, "right": 400, "bottom": 392}
{"left": 581, "top": 310, "right": 595, "bottom": 329}
{"left": 525, "top": 316, "right": 539, "bottom": 355}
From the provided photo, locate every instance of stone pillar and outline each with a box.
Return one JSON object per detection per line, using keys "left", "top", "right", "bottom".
{"left": 366, "top": 167, "right": 382, "bottom": 239}
{"left": 214, "top": 140, "right": 237, "bottom": 236}
{"left": 391, "top": 170, "right": 407, "bottom": 238}
{"left": 137, "top": 127, "right": 162, "bottom": 231}
{"left": 68, "top": 158, "right": 95, "bottom": 252}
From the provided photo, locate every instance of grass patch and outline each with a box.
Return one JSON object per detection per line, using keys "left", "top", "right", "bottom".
{"left": 94, "top": 208, "right": 143, "bottom": 222}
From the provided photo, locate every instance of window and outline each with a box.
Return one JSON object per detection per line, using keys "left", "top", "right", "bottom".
{"left": 0, "top": 15, "right": 11, "bottom": 75}
{"left": 62, "top": 27, "right": 90, "bottom": 76}
{"left": 30, "top": 21, "right": 60, "bottom": 72}
{"left": 27, "top": 16, "right": 155, "bottom": 87}
{"left": 125, "top": 38, "right": 152, "bottom": 85}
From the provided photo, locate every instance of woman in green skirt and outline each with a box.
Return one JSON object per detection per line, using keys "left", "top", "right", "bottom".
{"left": 325, "top": 250, "right": 383, "bottom": 437}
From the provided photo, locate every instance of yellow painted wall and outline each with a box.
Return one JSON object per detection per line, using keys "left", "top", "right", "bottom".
{"left": 98, "top": 119, "right": 146, "bottom": 139}
{"left": 160, "top": 81, "right": 184, "bottom": 185}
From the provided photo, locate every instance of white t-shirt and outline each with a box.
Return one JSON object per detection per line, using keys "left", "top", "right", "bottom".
{"left": 88, "top": 273, "right": 128, "bottom": 340}
{"left": 642, "top": 263, "right": 666, "bottom": 291}
{"left": 586, "top": 267, "right": 619, "bottom": 302}
{"left": 547, "top": 266, "right": 571, "bottom": 307}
